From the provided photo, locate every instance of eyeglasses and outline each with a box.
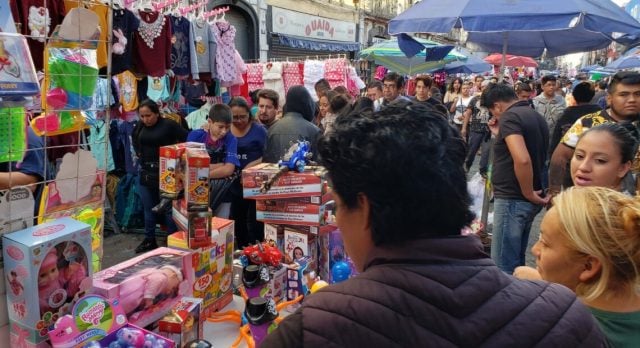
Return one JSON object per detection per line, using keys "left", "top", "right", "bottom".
{"left": 233, "top": 114, "right": 249, "bottom": 121}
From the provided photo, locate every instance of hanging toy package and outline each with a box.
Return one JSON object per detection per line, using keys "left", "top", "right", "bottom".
{"left": 0, "top": 33, "right": 40, "bottom": 97}
{"left": 0, "top": 107, "right": 27, "bottom": 163}
{"left": 31, "top": 46, "right": 98, "bottom": 136}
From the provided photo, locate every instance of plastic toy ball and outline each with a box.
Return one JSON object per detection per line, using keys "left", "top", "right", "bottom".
{"left": 331, "top": 261, "right": 352, "bottom": 283}
{"left": 310, "top": 280, "right": 329, "bottom": 294}
{"left": 46, "top": 88, "right": 68, "bottom": 110}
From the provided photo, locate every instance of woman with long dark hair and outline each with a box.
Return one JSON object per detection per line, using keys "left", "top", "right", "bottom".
{"left": 132, "top": 99, "right": 188, "bottom": 253}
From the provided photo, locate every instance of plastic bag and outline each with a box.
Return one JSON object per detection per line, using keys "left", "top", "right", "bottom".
{"left": 467, "top": 172, "right": 485, "bottom": 218}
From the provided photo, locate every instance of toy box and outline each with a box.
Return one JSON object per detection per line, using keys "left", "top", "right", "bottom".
{"left": 318, "top": 228, "right": 357, "bottom": 284}
{"left": 48, "top": 295, "right": 128, "bottom": 347}
{"left": 92, "top": 247, "right": 194, "bottom": 329}
{"left": 158, "top": 297, "right": 202, "bottom": 348}
{"left": 286, "top": 257, "right": 315, "bottom": 300}
{"left": 167, "top": 218, "right": 234, "bottom": 309}
{"left": 183, "top": 148, "right": 210, "bottom": 211}
{"left": 264, "top": 224, "right": 319, "bottom": 266}
{"left": 171, "top": 210, "right": 213, "bottom": 249}
{"left": 0, "top": 33, "right": 40, "bottom": 96}
{"left": 3, "top": 217, "right": 92, "bottom": 346}
{"left": 255, "top": 192, "right": 334, "bottom": 226}
{"left": 242, "top": 163, "right": 327, "bottom": 200}
{"left": 159, "top": 142, "right": 205, "bottom": 200}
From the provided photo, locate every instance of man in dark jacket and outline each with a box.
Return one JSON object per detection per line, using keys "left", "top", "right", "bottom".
{"left": 262, "top": 100, "right": 606, "bottom": 348}
{"left": 263, "top": 86, "right": 320, "bottom": 163}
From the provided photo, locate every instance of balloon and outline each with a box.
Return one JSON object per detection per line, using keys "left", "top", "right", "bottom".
{"left": 331, "top": 261, "right": 352, "bottom": 283}
{"left": 46, "top": 88, "right": 68, "bottom": 110}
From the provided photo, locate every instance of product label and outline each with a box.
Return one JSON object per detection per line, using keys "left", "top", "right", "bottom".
{"left": 32, "top": 224, "right": 65, "bottom": 236}
{"left": 80, "top": 301, "right": 105, "bottom": 325}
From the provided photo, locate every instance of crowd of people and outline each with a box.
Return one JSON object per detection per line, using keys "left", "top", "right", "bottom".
{"left": 129, "top": 68, "right": 640, "bottom": 346}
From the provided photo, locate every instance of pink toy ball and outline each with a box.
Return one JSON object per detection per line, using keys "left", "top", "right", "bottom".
{"left": 46, "top": 88, "right": 68, "bottom": 110}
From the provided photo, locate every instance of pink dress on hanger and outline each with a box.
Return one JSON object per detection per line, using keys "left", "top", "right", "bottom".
{"left": 211, "top": 21, "right": 238, "bottom": 85}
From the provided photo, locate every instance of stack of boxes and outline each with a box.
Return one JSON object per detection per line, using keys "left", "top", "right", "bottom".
{"left": 160, "top": 142, "right": 236, "bottom": 320}
{"left": 242, "top": 163, "right": 354, "bottom": 300}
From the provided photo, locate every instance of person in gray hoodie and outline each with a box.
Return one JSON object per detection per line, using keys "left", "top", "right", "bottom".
{"left": 263, "top": 85, "right": 320, "bottom": 163}
{"left": 533, "top": 75, "right": 567, "bottom": 132}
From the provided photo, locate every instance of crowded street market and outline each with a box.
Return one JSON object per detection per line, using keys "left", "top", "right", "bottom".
{"left": 0, "top": 0, "right": 639, "bottom": 346}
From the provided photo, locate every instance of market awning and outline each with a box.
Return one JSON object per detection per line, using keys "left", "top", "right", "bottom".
{"left": 275, "top": 33, "right": 361, "bottom": 52}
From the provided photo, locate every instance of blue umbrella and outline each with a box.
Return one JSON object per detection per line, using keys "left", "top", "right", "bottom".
{"left": 580, "top": 64, "right": 604, "bottom": 72}
{"left": 389, "top": 0, "right": 640, "bottom": 58}
{"left": 606, "top": 50, "right": 640, "bottom": 70}
{"left": 432, "top": 54, "right": 492, "bottom": 74}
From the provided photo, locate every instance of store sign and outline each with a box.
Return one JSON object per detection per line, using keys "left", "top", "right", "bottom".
{"left": 272, "top": 7, "right": 356, "bottom": 42}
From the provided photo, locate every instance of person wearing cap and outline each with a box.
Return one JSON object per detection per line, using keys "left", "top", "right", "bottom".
{"left": 117, "top": 264, "right": 184, "bottom": 315}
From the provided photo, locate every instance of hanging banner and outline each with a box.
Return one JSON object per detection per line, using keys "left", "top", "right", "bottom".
{"left": 271, "top": 7, "right": 356, "bottom": 42}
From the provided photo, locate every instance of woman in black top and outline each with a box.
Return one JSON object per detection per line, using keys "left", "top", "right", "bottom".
{"left": 132, "top": 99, "right": 189, "bottom": 253}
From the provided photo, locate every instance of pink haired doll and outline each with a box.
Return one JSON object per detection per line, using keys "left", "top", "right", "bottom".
{"left": 117, "top": 265, "right": 184, "bottom": 316}
{"left": 38, "top": 250, "right": 66, "bottom": 314}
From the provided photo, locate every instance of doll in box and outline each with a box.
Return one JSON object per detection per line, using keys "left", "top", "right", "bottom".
{"left": 111, "top": 264, "right": 184, "bottom": 318}
{"left": 38, "top": 242, "right": 88, "bottom": 314}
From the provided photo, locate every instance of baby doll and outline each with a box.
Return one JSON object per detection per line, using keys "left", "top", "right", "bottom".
{"left": 117, "top": 265, "right": 183, "bottom": 316}
{"left": 38, "top": 250, "right": 66, "bottom": 314}
{"left": 60, "top": 242, "right": 88, "bottom": 299}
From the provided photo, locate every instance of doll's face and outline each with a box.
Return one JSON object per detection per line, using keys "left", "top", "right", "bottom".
{"left": 39, "top": 265, "right": 59, "bottom": 288}
{"left": 162, "top": 268, "right": 181, "bottom": 295}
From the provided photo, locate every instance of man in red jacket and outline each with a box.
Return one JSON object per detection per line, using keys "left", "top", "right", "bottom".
{"left": 262, "top": 100, "right": 607, "bottom": 347}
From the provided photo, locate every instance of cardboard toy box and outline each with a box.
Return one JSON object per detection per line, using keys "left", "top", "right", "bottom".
{"left": 167, "top": 218, "right": 234, "bottom": 310}
{"left": 158, "top": 297, "right": 203, "bottom": 348}
{"left": 264, "top": 224, "right": 318, "bottom": 267}
{"left": 172, "top": 209, "right": 213, "bottom": 249}
{"left": 318, "top": 227, "right": 358, "bottom": 284}
{"left": 242, "top": 163, "right": 327, "bottom": 200}
{"left": 183, "top": 148, "right": 210, "bottom": 211}
{"left": 92, "top": 247, "right": 194, "bottom": 329}
{"left": 255, "top": 192, "right": 334, "bottom": 226}
{"left": 3, "top": 217, "right": 92, "bottom": 347}
{"left": 48, "top": 295, "right": 128, "bottom": 347}
{"left": 159, "top": 142, "right": 205, "bottom": 199}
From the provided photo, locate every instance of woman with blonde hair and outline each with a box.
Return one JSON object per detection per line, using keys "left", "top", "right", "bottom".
{"left": 515, "top": 186, "right": 640, "bottom": 347}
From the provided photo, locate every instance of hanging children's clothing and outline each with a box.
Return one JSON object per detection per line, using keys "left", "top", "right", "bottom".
{"left": 90, "top": 3, "right": 110, "bottom": 69}
{"left": 324, "top": 58, "right": 347, "bottom": 89}
{"left": 303, "top": 60, "right": 325, "bottom": 101}
{"left": 283, "top": 62, "right": 303, "bottom": 95}
{"left": 168, "top": 15, "right": 192, "bottom": 77}
{"left": 112, "top": 8, "right": 140, "bottom": 75}
{"left": 146, "top": 75, "right": 170, "bottom": 102}
{"left": 189, "top": 19, "right": 216, "bottom": 79}
{"left": 263, "top": 62, "right": 285, "bottom": 108}
{"left": 134, "top": 10, "right": 172, "bottom": 77}
{"left": 89, "top": 119, "right": 115, "bottom": 171}
{"left": 211, "top": 21, "right": 237, "bottom": 85}
{"left": 11, "top": 0, "right": 65, "bottom": 70}
{"left": 246, "top": 63, "right": 264, "bottom": 92}
{"left": 114, "top": 70, "right": 139, "bottom": 112}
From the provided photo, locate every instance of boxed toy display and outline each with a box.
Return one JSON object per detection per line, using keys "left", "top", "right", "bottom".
{"left": 158, "top": 297, "right": 203, "bottom": 348}
{"left": 255, "top": 192, "right": 334, "bottom": 226}
{"left": 92, "top": 247, "right": 194, "bottom": 329}
{"left": 242, "top": 163, "right": 327, "bottom": 200}
{"left": 48, "top": 295, "right": 127, "bottom": 347}
{"left": 2, "top": 217, "right": 92, "bottom": 347}
{"left": 159, "top": 142, "right": 205, "bottom": 200}
{"left": 167, "top": 218, "right": 234, "bottom": 312}
{"left": 183, "top": 148, "right": 210, "bottom": 211}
